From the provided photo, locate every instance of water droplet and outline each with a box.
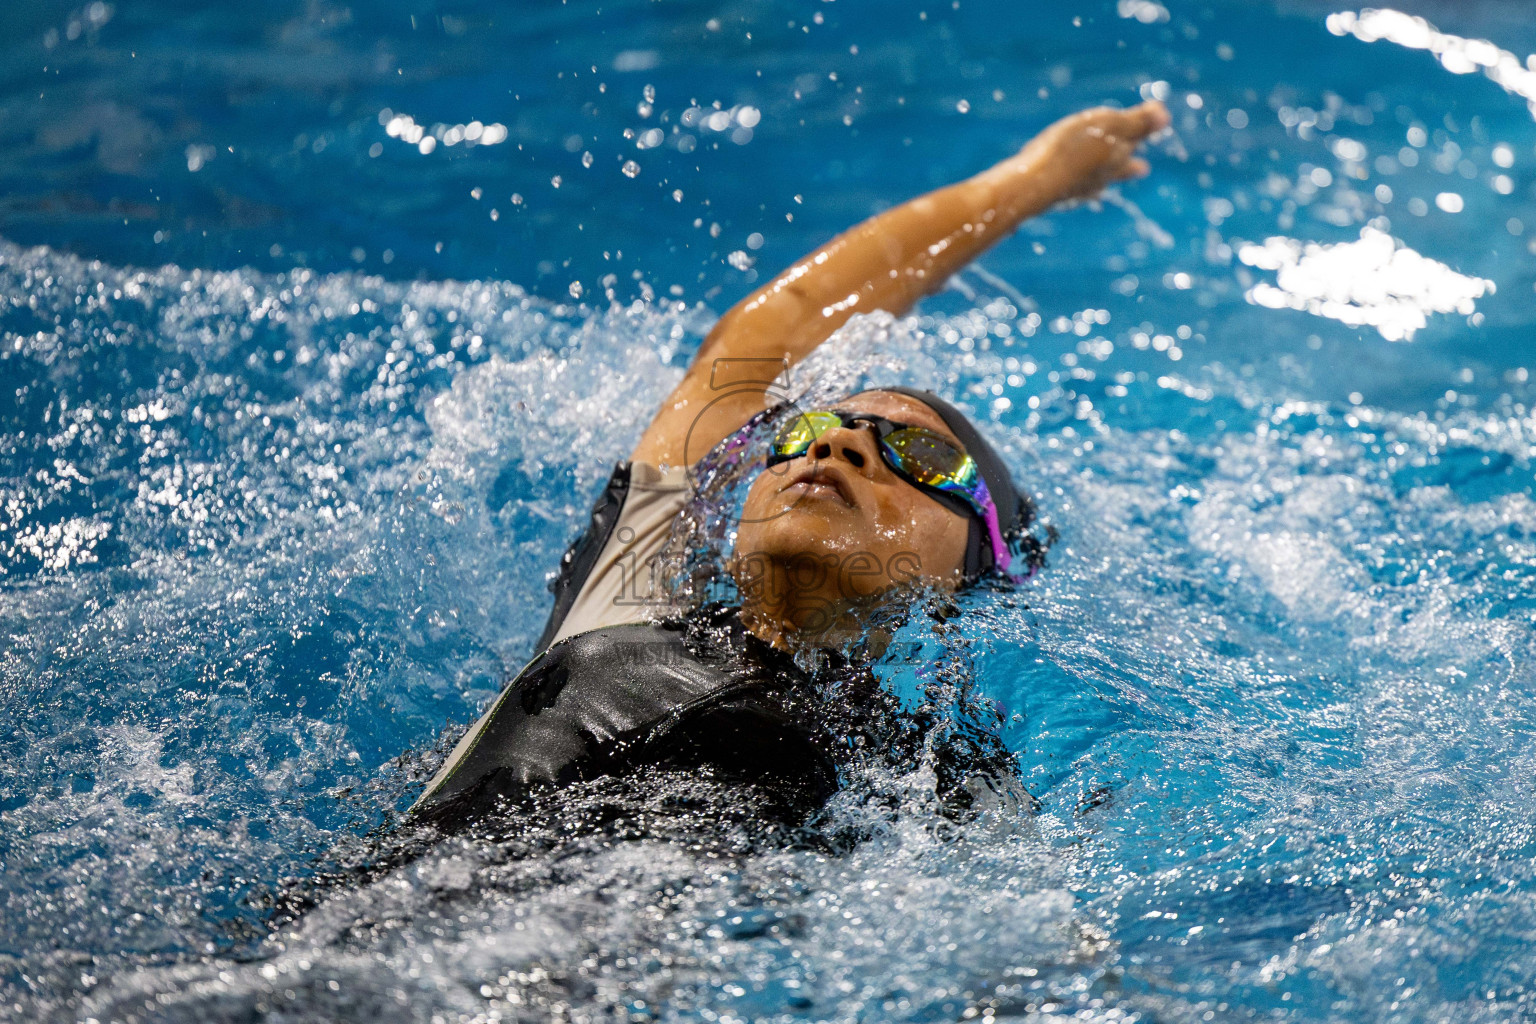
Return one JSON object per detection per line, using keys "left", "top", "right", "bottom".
{"left": 1435, "top": 192, "right": 1464, "bottom": 213}
{"left": 956, "top": 99, "right": 971, "bottom": 113}
{"left": 581, "top": 151, "right": 593, "bottom": 168}
{"left": 621, "top": 160, "right": 641, "bottom": 178}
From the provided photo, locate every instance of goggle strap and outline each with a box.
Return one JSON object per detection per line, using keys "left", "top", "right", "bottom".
{"left": 970, "top": 477, "right": 1011, "bottom": 571}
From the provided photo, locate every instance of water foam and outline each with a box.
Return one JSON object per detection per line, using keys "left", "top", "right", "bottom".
{"left": 4, "top": 238, "right": 1536, "bottom": 1021}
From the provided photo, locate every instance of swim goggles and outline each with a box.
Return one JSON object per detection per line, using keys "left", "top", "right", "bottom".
{"left": 765, "top": 408, "right": 1011, "bottom": 569}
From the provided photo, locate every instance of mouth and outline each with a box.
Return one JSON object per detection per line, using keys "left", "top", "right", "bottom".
{"left": 778, "top": 465, "right": 855, "bottom": 507}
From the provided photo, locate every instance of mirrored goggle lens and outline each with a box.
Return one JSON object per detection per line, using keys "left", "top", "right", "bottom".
{"left": 881, "top": 428, "right": 978, "bottom": 492}
{"left": 771, "top": 410, "right": 843, "bottom": 458}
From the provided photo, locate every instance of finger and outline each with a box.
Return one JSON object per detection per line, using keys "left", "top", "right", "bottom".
{"left": 1111, "top": 157, "right": 1151, "bottom": 183}
{"left": 1125, "top": 100, "right": 1170, "bottom": 139}
{"left": 1090, "top": 103, "right": 1167, "bottom": 148}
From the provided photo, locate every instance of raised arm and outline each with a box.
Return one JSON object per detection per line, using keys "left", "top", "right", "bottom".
{"left": 632, "top": 100, "right": 1170, "bottom": 467}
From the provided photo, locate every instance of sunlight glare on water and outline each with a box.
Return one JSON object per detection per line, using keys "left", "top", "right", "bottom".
{"left": 1238, "top": 226, "right": 1494, "bottom": 341}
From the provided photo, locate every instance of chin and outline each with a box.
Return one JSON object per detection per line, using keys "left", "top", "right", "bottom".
{"left": 735, "top": 510, "right": 846, "bottom": 562}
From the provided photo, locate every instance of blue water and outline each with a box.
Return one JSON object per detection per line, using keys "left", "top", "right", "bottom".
{"left": 4, "top": 0, "right": 1536, "bottom": 1020}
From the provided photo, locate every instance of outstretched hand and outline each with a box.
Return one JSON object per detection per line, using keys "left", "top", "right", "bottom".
{"left": 1019, "top": 100, "right": 1171, "bottom": 203}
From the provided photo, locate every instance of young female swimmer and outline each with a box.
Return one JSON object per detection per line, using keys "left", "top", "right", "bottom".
{"left": 413, "top": 100, "right": 1171, "bottom": 826}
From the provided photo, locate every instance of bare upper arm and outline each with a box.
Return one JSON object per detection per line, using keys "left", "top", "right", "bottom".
{"left": 628, "top": 371, "right": 770, "bottom": 467}
{"left": 629, "top": 284, "right": 810, "bottom": 467}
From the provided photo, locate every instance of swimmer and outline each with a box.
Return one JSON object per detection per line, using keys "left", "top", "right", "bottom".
{"left": 414, "top": 99, "right": 1170, "bottom": 828}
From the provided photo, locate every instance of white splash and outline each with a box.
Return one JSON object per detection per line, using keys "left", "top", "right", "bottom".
{"left": 1328, "top": 9, "right": 1536, "bottom": 119}
{"left": 8, "top": 516, "right": 111, "bottom": 571}
{"left": 1117, "top": 0, "right": 1170, "bottom": 24}
{"left": 1238, "top": 227, "right": 1494, "bottom": 342}
{"left": 380, "top": 110, "right": 508, "bottom": 156}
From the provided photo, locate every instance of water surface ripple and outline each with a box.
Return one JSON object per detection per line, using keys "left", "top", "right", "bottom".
{"left": 4, "top": 0, "right": 1536, "bottom": 1021}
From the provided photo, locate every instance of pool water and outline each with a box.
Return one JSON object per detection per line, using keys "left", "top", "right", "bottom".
{"left": 4, "top": 0, "right": 1536, "bottom": 1020}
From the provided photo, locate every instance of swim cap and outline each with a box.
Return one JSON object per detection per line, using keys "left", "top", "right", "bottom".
{"left": 876, "top": 386, "right": 1034, "bottom": 578}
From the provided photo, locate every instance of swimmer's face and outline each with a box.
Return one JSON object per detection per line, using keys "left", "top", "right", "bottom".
{"left": 731, "top": 391, "right": 971, "bottom": 599}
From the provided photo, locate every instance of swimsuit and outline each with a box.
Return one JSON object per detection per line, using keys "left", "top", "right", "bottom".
{"left": 415, "top": 461, "right": 845, "bottom": 828}
{"left": 412, "top": 608, "right": 841, "bottom": 827}
{"left": 413, "top": 459, "right": 1030, "bottom": 830}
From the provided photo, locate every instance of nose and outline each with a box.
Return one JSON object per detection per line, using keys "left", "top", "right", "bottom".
{"left": 810, "top": 423, "right": 879, "bottom": 472}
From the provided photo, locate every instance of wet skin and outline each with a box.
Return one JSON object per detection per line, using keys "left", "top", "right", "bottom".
{"left": 730, "top": 391, "right": 972, "bottom": 639}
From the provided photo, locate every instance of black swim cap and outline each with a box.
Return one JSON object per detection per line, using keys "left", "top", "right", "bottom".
{"left": 876, "top": 386, "right": 1034, "bottom": 578}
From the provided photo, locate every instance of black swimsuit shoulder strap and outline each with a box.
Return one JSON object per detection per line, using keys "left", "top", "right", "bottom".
{"left": 534, "top": 462, "right": 634, "bottom": 651}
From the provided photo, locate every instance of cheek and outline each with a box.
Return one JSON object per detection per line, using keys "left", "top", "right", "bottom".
{"left": 876, "top": 499, "right": 968, "bottom": 579}
{"left": 872, "top": 490, "right": 943, "bottom": 541}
